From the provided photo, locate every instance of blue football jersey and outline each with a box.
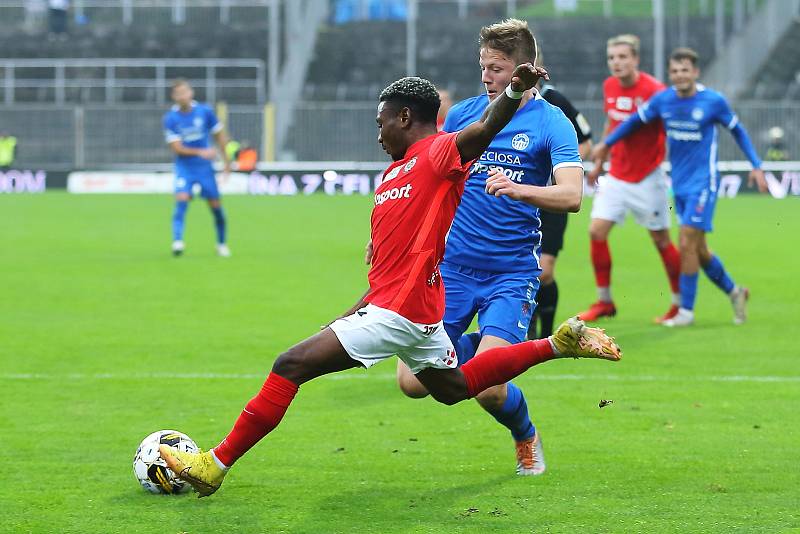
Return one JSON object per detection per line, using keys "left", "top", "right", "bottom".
{"left": 442, "top": 93, "right": 582, "bottom": 273}
{"left": 638, "top": 85, "right": 737, "bottom": 195}
{"left": 163, "top": 101, "right": 222, "bottom": 168}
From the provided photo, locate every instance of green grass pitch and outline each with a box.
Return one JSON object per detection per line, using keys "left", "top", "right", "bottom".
{"left": 1, "top": 192, "right": 798, "bottom": 533}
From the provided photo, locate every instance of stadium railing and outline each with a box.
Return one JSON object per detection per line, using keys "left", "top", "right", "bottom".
{"left": 0, "top": 59, "right": 266, "bottom": 106}
{"left": 0, "top": 0, "right": 272, "bottom": 27}
{"left": 2, "top": 100, "right": 796, "bottom": 167}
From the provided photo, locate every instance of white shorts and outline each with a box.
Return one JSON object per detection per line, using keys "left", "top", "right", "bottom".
{"left": 329, "top": 304, "right": 457, "bottom": 374}
{"left": 590, "top": 167, "right": 671, "bottom": 230}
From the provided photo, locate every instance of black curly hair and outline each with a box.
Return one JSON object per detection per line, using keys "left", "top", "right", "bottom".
{"left": 379, "top": 77, "right": 440, "bottom": 124}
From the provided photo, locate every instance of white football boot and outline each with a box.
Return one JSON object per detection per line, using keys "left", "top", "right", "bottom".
{"left": 172, "top": 240, "right": 185, "bottom": 257}
{"left": 662, "top": 307, "right": 694, "bottom": 327}
{"left": 730, "top": 286, "right": 749, "bottom": 325}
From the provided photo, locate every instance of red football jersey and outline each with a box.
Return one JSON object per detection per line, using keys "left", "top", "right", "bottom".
{"left": 604, "top": 72, "right": 666, "bottom": 182}
{"left": 366, "top": 131, "right": 472, "bottom": 324}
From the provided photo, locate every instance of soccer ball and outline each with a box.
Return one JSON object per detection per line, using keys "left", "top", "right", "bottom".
{"left": 132, "top": 429, "right": 199, "bottom": 494}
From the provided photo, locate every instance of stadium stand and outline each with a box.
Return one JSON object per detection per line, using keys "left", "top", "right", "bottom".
{"left": 747, "top": 19, "right": 800, "bottom": 101}
{"left": 304, "top": 14, "right": 721, "bottom": 102}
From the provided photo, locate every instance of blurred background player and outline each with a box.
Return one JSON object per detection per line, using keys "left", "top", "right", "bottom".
{"left": 159, "top": 70, "right": 622, "bottom": 497}
{"left": 0, "top": 131, "right": 18, "bottom": 171}
{"left": 528, "top": 60, "right": 593, "bottom": 341}
{"left": 765, "top": 126, "right": 788, "bottom": 162}
{"left": 163, "top": 79, "right": 232, "bottom": 257}
{"left": 436, "top": 89, "right": 452, "bottom": 131}
{"left": 582, "top": 34, "right": 681, "bottom": 324}
{"left": 395, "top": 19, "right": 585, "bottom": 476}
{"left": 592, "top": 47, "right": 767, "bottom": 327}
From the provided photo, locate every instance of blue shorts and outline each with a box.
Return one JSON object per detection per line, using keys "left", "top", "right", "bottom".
{"left": 674, "top": 188, "right": 717, "bottom": 232}
{"left": 174, "top": 164, "right": 220, "bottom": 199}
{"left": 441, "top": 261, "right": 539, "bottom": 347}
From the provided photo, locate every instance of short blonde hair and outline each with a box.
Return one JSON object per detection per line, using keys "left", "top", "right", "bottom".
{"left": 479, "top": 18, "right": 537, "bottom": 64}
{"left": 607, "top": 34, "right": 640, "bottom": 57}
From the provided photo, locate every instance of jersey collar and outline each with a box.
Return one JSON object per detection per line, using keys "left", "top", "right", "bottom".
{"left": 171, "top": 100, "right": 199, "bottom": 112}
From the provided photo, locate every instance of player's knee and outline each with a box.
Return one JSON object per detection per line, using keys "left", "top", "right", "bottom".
{"left": 539, "top": 270, "right": 554, "bottom": 285}
{"left": 397, "top": 375, "right": 429, "bottom": 399}
{"left": 678, "top": 232, "right": 697, "bottom": 253}
{"left": 651, "top": 231, "right": 671, "bottom": 250}
{"left": 588, "top": 225, "right": 608, "bottom": 242}
{"left": 271, "top": 349, "right": 306, "bottom": 382}
{"left": 475, "top": 386, "right": 506, "bottom": 411}
{"left": 429, "top": 389, "right": 463, "bottom": 406}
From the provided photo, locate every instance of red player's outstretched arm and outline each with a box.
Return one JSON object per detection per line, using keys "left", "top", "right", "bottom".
{"left": 454, "top": 63, "right": 548, "bottom": 164}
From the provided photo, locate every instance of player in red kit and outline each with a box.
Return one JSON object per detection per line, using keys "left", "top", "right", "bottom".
{"left": 581, "top": 34, "right": 681, "bottom": 323}
{"left": 159, "top": 68, "right": 622, "bottom": 498}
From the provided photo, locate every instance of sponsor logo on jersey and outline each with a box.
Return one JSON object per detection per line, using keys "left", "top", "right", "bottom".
{"left": 480, "top": 151, "right": 522, "bottom": 165}
{"left": 470, "top": 162, "right": 525, "bottom": 182}
{"left": 374, "top": 183, "right": 412, "bottom": 205}
{"left": 511, "top": 133, "right": 530, "bottom": 151}
{"left": 667, "top": 129, "right": 702, "bottom": 142}
{"left": 404, "top": 157, "right": 417, "bottom": 173}
{"left": 666, "top": 120, "right": 700, "bottom": 130}
{"left": 608, "top": 109, "right": 632, "bottom": 122}
{"left": 616, "top": 96, "right": 633, "bottom": 111}
{"left": 383, "top": 166, "right": 402, "bottom": 182}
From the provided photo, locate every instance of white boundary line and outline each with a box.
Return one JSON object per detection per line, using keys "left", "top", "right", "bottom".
{"left": 2, "top": 372, "right": 799, "bottom": 383}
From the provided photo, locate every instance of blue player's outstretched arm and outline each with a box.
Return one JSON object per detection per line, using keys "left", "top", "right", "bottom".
{"left": 604, "top": 113, "right": 645, "bottom": 146}
{"left": 729, "top": 123, "right": 762, "bottom": 169}
{"left": 587, "top": 112, "right": 646, "bottom": 183}
{"left": 729, "top": 123, "right": 768, "bottom": 192}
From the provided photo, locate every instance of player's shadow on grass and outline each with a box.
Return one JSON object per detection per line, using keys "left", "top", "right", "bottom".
{"left": 288, "top": 473, "right": 511, "bottom": 531}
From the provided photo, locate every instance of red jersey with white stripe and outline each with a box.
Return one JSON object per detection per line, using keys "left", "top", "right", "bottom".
{"left": 604, "top": 72, "right": 666, "bottom": 182}
{"left": 366, "top": 131, "right": 472, "bottom": 324}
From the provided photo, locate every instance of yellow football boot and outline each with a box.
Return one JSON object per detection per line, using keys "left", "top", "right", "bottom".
{"left": 550, "top": 316, "right": 622, "bottom": 361}
{"left": 159, "top": 445, "right": 227, "bottom": 497}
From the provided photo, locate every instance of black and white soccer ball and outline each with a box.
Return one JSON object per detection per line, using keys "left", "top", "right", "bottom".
{"left": 133, "top": 429, "right": 199, "bottom": 494}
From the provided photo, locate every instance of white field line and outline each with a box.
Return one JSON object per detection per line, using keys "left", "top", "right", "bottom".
{"left": 1, "top": 372, "right": 799, "bottom": 383}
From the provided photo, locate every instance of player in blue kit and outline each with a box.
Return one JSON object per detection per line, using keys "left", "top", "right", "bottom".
{"left": 591, "top": 48, "right": 767, "bottom": 326}
{"left": 393, "top": 19, "right": 584, "bottom": 476}
{"left": 163, "top": 79, "right": 232, "bottom": 257}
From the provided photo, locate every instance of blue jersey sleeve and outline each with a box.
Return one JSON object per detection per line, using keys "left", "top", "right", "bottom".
{"left": 205, "top": 106, "right": 223, "bottom": 135}
{"left": 605, "top": 112, "right": 644, "bottom": 146}
{"left": 163, "top": 113, "right": 181, "bottom": 144}
{"left": 442, "top": 104, "right": 461, "bottom": 133}
{"left": 713, "top": 93, "right": 739, "bottom": 130}
{"left": 637, "top": 90, "right": 663, "bottom": 123}
{"left": 547, "top": 111, "right": 582, "bottom": 170}
{"left": 713, "top": 93, "right": 762, "bottom": 168}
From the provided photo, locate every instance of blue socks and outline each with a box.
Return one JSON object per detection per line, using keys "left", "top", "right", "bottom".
{"left": 679, "top": 273, "right": 699, "bottom": 310}
{"left": 488, "top": 382, "right": 536, "bottom": 442}
{"left": 172, "top": 200, "right": 188, "bottom": 241}
{"left": 455, "top": 332, "right": 535, "bottom": 442}
{"left": 211, "top": 206, "right": 226, "bottom": 244}
{"left": 455, "top": 332, "right": 481, "bottom": 366}
{"left": 702, "top": 255, "right": 735, "bottom": 294}
{"left": 679, "top": 256, "right": 735, "bottom": 311}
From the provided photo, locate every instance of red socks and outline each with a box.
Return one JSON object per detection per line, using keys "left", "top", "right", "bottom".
{"left": 213, "top": 372, "right": 299, "bottom": 467}
{"left": 590, "top": 240, "right": 612, "bottom": 288}
{"left": 658, "top": 242, "right": 681, "bottom": 293}
{"left": 460, "top": 339, "right": 555, "bottom": 398}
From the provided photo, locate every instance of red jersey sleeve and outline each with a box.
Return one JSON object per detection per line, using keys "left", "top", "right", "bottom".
{"left": 427, "top": 131, "right": 473, "bottom": 181}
